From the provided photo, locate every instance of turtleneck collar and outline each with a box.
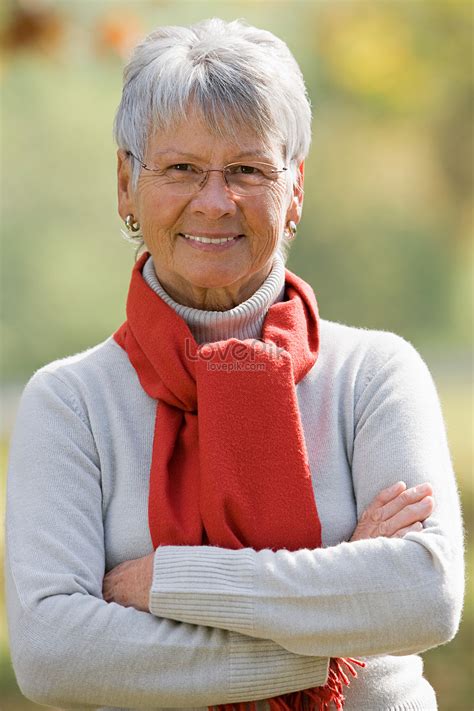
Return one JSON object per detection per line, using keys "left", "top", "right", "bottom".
{"left": 142, "top": 253, "right": 286, "bottom": 344}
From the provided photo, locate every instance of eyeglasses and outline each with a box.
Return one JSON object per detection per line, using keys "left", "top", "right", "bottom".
{"left": 126, "top": 151, "right": 288, "bottom": 197}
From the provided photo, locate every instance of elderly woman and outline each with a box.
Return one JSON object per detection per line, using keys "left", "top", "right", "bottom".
{"left": 6, "top": 18, "right": 463, "bottom": 711}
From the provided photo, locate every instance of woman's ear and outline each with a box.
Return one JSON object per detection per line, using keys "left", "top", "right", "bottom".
{"left": 286, "top": 161, "right": 305, "bottom": 226}
{"left": 117, "top": 149, "right": 137, "bottom": 221}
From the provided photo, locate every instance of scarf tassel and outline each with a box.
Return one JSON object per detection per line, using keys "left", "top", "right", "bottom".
{"left": 209, "top": 657, "right": 365, "bottom": 711}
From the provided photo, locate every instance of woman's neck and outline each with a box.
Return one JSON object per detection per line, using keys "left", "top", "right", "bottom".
{"left": 153, "top": 266, "right": 273, "bottom": 312}
{"left": 142, "top": 253, "right": 286, "bottom": 344}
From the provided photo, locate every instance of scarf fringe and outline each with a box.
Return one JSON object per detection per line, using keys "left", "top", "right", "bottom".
{"left": 209, "top": 657, "right": 365, "bottom": 711}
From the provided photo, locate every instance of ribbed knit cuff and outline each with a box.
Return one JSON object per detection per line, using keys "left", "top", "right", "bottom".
{"left": 227, "top": 633, "right": 329, "bottom": 702}
{"left": 150, "top": 545, "right": 256, "bottom": 634}
{"left": 150, "top": 546, "right": 329, "bottom": 699}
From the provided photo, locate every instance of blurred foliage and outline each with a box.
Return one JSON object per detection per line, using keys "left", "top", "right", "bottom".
{"left": 0, "top": 0, "right": 473, "bottom": 380}
{"left": 0, "top": 0, "right": 472, "bottom": 709}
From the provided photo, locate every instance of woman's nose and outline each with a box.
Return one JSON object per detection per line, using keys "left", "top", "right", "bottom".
{"left": 190, "top": 171, "right": 238, "bottom": 218}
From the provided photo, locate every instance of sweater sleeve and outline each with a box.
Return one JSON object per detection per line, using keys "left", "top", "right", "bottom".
{"left": 149, "top": 337, "right": 464, "bottom": 658}
{"left": 5, "top": 370, "right": 328, "bottom": 709}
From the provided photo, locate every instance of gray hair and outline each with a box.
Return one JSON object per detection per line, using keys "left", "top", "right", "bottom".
{"left": 114, "top": 18, "right": 312, "bottom": 257}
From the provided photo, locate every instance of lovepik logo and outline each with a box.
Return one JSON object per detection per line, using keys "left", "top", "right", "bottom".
{"left": 184, "top": 338, "right": 286, "bottom": 372}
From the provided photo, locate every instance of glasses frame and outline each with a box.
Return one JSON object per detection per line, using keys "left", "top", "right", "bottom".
{"left": 126, "top": 150, "right": 288, "bottom": 196}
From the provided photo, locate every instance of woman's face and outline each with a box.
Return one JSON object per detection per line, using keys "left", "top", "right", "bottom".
{"left": 118, "top": 111, "right": 303, "bottom": 309}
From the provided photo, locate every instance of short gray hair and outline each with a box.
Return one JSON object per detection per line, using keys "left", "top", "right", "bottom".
{"left": 114, "top": 18, "right": 312, "bottom": 188}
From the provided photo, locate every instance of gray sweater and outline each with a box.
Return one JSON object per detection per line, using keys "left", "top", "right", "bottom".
{"left": 5, "top": 256, "right": 464, "bottom": 711}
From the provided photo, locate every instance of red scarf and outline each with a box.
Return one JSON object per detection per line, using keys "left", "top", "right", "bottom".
{"left": 114, "top": 253, "right": 363, "bottom": 710}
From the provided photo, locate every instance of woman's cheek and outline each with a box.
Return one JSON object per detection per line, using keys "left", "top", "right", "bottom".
{"left": 140, "top": 219, "right": 175, "bottom": 261}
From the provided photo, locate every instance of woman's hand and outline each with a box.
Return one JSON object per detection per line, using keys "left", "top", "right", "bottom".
{"left": 351, "top": 481, "right": 434, "bottom": 542}
{"left": 102, "top": 551, "right": 154, "bottom": 611}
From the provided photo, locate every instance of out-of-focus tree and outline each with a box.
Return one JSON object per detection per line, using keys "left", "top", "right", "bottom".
{"left": 93, "top": 12, "right": 143, "bottom": 60}
{"left": 1, "top": 0, "right": 65, "bottom": 58}
{"left": 315, "top": 0, "right": 472, "bottom": 243}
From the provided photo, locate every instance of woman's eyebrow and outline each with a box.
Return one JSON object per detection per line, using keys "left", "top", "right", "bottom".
{"left": 231, "top": 150, "right": 273, "bottom": 161}
{"left": 150, "top": 148, "right": 271, "bottom": 161}
{"left": 150, "top": 149, "right": 202, "bottom": 160}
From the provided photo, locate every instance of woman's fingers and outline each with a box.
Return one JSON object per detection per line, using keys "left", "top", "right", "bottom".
{"left": 371, "top": 480, "right": 407, "bottom": 508}
{"left": 351, "top": 482, "right": 434, "bottom": 541}
{"left": 379, "top": 482, "right": 433, "bottom": 522}
{"left": 379, "top": 495, "right": 434, "bottom": 537}
{"left": 393, "top": 521, "right": 424, "bottom": 538}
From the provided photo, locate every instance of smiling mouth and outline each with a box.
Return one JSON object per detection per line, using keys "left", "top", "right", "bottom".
{"left": 180, "top": 233, "right": 243, "bottom": 244}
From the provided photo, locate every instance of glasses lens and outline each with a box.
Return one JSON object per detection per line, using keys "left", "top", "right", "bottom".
{"left": 225, "top": 163, "right": 280, "bottom": 196}
{"left": 160, "top": 165, "right": 204, "bottom": 195}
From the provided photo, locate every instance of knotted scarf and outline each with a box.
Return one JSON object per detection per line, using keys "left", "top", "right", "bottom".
{"left": 114, "top": 253, "right": 363, "bottom": 710}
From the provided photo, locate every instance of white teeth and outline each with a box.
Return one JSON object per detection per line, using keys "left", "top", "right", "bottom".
{"left": 182, "top": 234, "right": 238, "bottom": 244}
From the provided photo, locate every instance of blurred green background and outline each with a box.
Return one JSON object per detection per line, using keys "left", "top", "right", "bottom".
{"left": 1, "top": 0, "right": 472, "bottom": 709}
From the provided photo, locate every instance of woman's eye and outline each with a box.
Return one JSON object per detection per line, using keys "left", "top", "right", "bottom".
{"left": 169, "top": 163, "right": 193, "bottom": 172}
{"left": 227, "top": 164, "right": 263, "bottom": 176}
{"left": 237, "top": 165, "right": 258, "bottom": 174}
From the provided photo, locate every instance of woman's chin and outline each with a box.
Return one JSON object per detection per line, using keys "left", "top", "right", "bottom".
{"left": 174, "top": 252, "right": 252, "bottom": 292}
{"left": 169, "top": 263, "right": 261, "bottom": 309}
{"left": 181, "top": 266, "right": 248, "bottom": 292}
{"left": 152, "top": 238, "right": 274, "bottom": 307}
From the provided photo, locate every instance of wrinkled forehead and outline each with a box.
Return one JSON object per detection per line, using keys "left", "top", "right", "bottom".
{"left": 146, "top": 101, "right": 285, "bottom": 163}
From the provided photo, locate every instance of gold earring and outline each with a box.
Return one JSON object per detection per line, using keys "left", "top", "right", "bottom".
{"left": 286, "top": 220, "right": 297, "bottom": 239}
{"left": 125, "top": 214, "right": 140, "bottom": 233}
